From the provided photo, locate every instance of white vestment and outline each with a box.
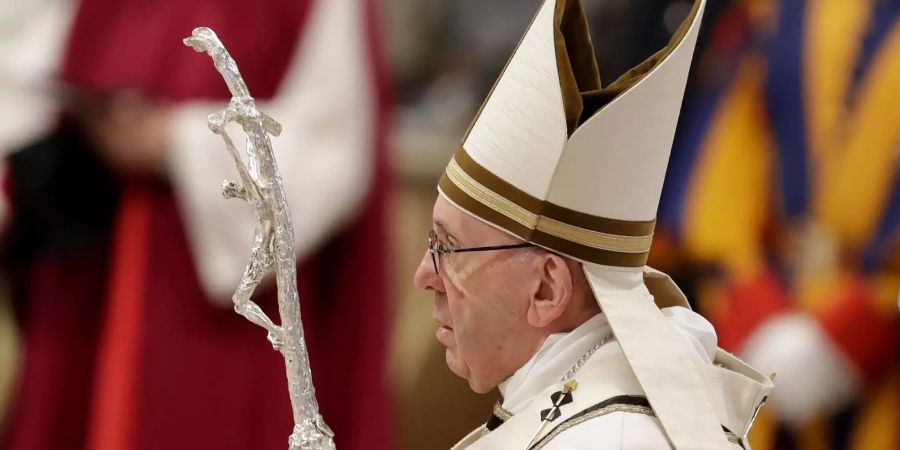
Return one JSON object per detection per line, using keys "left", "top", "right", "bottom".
{"left": 452, "top": 305, "right": 770, "bottom": 450}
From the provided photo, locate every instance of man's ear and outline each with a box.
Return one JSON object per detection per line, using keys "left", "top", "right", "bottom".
{"left": 526, "top": 253, "right": 574, "bottom": 328}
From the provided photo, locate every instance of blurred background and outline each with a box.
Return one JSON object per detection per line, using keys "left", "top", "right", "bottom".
{"left": 0, "top": 0, "right": 897, "bottom": 449}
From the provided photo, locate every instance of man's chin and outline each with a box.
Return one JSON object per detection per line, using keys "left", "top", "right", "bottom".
{"left": 445, "top": 350, "right": 470, "bottom": 379}
{"left": 466, "top": 378, "right": 495, "bottom": 394}
{"left": 445, "top": 351, "right": 495, "bottom": 394}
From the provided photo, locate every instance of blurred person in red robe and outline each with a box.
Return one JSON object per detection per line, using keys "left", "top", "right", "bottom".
{"left": 0, "top": 0, "right": 392, "bottom": 449}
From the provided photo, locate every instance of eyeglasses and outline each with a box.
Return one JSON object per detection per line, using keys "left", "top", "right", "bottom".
{"left": 427, "top": 230, "right": 535, "bottom": 275}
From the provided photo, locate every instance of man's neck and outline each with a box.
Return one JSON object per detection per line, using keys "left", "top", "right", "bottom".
{"left": 498, "top": 313, "right": 611, "bottom": 414}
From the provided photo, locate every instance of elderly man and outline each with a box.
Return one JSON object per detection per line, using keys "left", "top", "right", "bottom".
{"left": 413, "top": 0, "right": 773, "bottom": 448}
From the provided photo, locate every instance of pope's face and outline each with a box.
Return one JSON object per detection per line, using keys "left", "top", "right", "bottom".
{"left": 413, "top": 196, "right": 543, "bottom": 393}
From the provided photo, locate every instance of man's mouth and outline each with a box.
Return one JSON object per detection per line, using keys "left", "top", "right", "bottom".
{"left": 434, "top": 318, "right": 455, "bottom": 346}
{"left": 436, "top": 326, "right": 454, "bottom": 345}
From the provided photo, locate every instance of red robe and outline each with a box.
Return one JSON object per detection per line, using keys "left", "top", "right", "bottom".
{"left": 1, "top": 0, "right": 392, "bottom": 449}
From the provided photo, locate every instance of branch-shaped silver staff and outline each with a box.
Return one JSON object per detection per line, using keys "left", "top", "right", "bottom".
{"left": 183, "top": 27, "right": 335, "bottom": 450}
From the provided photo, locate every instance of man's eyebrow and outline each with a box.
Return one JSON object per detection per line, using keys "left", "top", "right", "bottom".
{"left": 433, "top": 220, "right": 450, "bottom": 235}
{"left": 433, "top": 220, "right": 461, "bottom": 245}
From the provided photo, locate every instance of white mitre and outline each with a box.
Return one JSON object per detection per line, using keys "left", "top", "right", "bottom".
{"left": 438, "top": 0, "right": 772, "bottom": 448}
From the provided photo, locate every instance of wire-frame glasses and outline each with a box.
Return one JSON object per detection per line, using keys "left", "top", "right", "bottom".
{"left": 427, "top": 230, "right": 535, "bottom": 275}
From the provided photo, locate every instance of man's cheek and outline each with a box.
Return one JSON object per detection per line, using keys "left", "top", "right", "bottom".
{"left": 456, "top": 319, "right": 486, "bottom": 361}
{"left": 443, "top": 273, "right": 474, "bottom": 311}
{"left": 444, "top": 266, "right": 471, "bottom": 294}
{"left": 444, "top": 256, "right": 491, "bottom": 292}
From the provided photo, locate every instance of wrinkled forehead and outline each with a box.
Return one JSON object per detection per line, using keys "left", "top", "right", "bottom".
{"left": 431, "top": 196, "right": 474, "bottom": 237}
{"left": 432, "top": 195, "right": 520, "bottom": 245}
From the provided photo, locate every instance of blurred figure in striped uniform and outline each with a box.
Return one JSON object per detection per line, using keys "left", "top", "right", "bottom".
{"left": 657, "top": 0, "right": 900, "bottom": 448}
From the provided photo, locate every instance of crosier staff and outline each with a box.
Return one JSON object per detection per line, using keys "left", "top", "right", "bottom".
{"left": 183, "top": 27, "right": 336, "bottom": 450}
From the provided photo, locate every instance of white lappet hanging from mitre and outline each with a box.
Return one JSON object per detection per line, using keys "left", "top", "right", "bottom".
{"left": 438, "top": 0, "right": 774, "bottom": 448}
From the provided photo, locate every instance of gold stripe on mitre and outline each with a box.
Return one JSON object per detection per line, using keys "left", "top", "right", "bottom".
{"left": 439, "top": 148, "right": 655, "bottom": 267}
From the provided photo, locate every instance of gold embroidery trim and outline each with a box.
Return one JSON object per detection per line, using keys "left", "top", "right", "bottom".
{"left": 445, "top": 157, "right": 654, "bottom": 253}
{"left": 493, "top": 401, "right": 513, "bottom": 421}
{"left": 488, "top": 398, "right": 742, "bottom": 449}
{"left": 529, "top": 403, "right": 742, "bottom": 450}
{"left": 446, "top": 158, "right": 538, "bottom": 229}
{"left": 535, "top": 216, "right": 653, "bottom": 253}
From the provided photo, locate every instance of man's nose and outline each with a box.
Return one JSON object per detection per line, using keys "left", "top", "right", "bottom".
{"left": 413, "top": 251, "right": 442, "bottom": 292}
